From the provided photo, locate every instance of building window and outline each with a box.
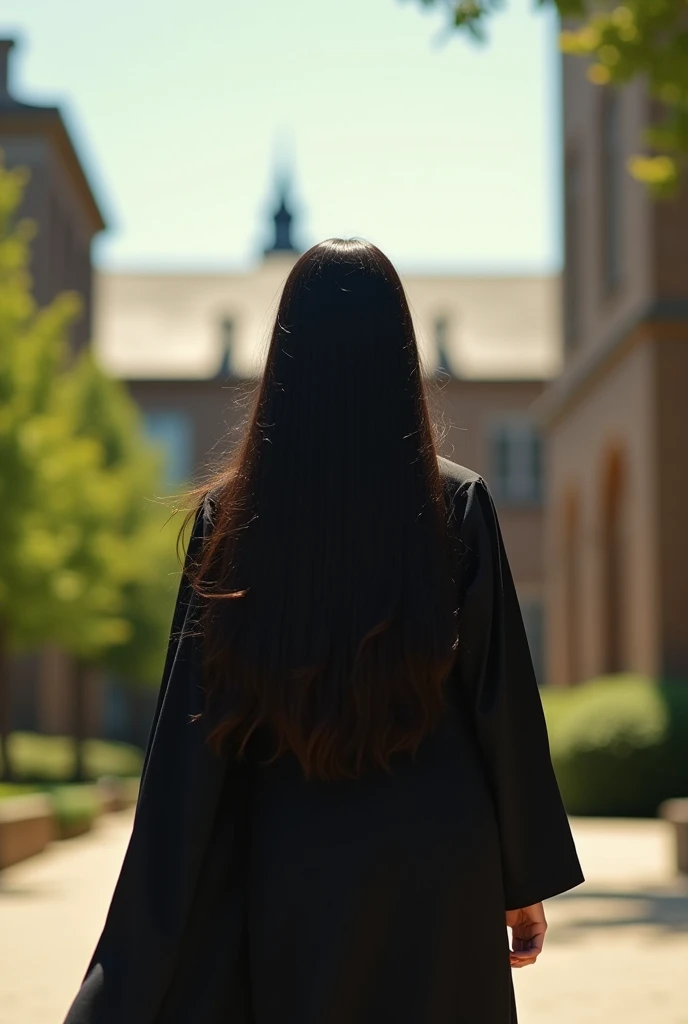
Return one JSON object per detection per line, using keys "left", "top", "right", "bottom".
{"left": 490, "top": 420, "right": 543, "bottom": 505}
{"left": 600, "top": 88, "right": 623, "bottom": 296}
{"left": 143, "top": 410, "right": 194, "bottom": 488}
{"left": 433, "top": 314, "right": 453, "bottom": 376}
{"left": 564, "top": 150, "right": 582, "bottom": 352}
{"left": 563, "top": 490, "right": 581, "bottom": 685}
{"left": 520, "top": 597, "right": 545, "bottom": 685}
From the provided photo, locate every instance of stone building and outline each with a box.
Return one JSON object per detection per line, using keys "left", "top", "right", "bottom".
{"left": 0, "top": 38, "right": 105, "bottom": 351}
{"left": 96, "top": 183, "right": 560, "bottom": 685}
{"left": 542, "top": 56, "right": 688, "bottom": 686}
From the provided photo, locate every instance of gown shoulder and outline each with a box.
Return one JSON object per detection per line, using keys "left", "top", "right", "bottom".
{"left": 437, "top": 454, "right": 482, "bottom": 491}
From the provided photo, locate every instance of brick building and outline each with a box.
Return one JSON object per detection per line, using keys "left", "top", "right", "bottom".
{"left": 0, "top": 39, "right": 105, "bottom": 351}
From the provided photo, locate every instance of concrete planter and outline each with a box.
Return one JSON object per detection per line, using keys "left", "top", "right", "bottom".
{"left": 0, "top": 794, "right": 55, "bottom": 869}
{"left": 57, "top": 818, "right": 93, "bottom": 841}
{"left": 659, "top": 798, "right": 688, "bottom": 875}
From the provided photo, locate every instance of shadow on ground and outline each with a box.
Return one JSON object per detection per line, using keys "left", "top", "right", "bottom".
{"left": 548, "top": 887, "right": 688, "bottom": 941}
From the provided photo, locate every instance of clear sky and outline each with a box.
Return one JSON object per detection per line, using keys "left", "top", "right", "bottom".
{"left": 1, "top": 0, "right": 562, "bottom": 274}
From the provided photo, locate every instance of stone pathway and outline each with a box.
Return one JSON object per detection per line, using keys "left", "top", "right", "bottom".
{"left": 1, "top": 813, "right": 687, "bottom": 1023}
{"left": 513, "top": 819, "right": 688, "bottom": 1023}
{"left": 0, "top": 813, "right": 132, "bottom": 1024}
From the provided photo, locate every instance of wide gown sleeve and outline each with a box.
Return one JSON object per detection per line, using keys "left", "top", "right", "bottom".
{"left": 64, "top": 499, "right": 250, "bottom": 1024}
{"left": 451, "top": 477, "right": 584, "bottom": 911}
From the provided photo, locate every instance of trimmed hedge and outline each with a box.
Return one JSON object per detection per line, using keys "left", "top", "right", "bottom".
{"left": 48, "top": 784, "right": 102, "bottom": 839}
{"left": 542, "top": 675, "right": 688, "bottom": 817}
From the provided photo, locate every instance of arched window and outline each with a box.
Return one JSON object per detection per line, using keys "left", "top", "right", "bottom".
{"left": 601, "top": 448, "right": 625, "bottom": 673}
{"left": 563, "top": 490, "right": 581, "bottom": 685}
{"left": 216, "top": 315, "right": 236, "bottom": 378}
{"left": 433, "top": 314, "right": 453, "bottom": 376}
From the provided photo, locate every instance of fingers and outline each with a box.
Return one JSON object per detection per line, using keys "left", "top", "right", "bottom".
{"left": 510, "top": 953, "right": 537, "bottom": 969}
{"left": 509, "top": 923, "right": 547, "bottom": 968}
{"left": 509, "top": 943, "right": 544, "bottom": 967}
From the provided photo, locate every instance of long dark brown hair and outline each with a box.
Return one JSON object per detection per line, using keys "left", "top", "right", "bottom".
{"left": 185, "top": 238, "right": 459, "bottom": 780}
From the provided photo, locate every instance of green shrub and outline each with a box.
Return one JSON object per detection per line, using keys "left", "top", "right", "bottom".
{"left": 47, "top": 784, "right": 102, "bottom": 839}
{"left": 542, "top": 675, "right": 688, "bottom": 817}
{"left": 3, "top": 732, "right": 143, "bottom": 783}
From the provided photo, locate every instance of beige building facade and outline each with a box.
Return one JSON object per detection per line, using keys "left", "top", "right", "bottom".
{"left": 96, "top": 212, "right": 557, "bottom": 684}
{"left": 542, "top": 57, "right": 688, "bottom": 686}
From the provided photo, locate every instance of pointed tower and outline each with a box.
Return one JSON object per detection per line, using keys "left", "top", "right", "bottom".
{"left": 264, "top": 173, "right": 300, "bottom": 257}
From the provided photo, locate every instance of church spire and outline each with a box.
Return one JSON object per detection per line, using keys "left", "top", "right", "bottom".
{"left": 264, "top": 173, "right": 299, "bottom": 256}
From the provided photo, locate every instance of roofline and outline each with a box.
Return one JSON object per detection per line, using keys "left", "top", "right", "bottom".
{"left": 0, "top": 106, "right": 107, "bottom": 233}
{"left": 97, "top": 266, "right": 561, "bottom": 285}
{"left": 534, "top": 300, "right": 688, "bottom": 429}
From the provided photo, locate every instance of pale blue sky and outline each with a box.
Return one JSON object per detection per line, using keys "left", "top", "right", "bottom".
{"left": 1, "top": 0, "right": 562, "bottom": 273}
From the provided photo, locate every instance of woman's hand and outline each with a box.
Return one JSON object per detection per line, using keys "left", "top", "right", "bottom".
{"left": 505, "top": 902, "right": 547, "bottom": 968}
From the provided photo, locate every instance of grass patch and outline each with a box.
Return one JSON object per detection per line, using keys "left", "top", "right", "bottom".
{"left": 0, "top": 782, "right": 38, "bottom": 800}
{"left": 2, "top": 732, "right": 143, "bottom": 783}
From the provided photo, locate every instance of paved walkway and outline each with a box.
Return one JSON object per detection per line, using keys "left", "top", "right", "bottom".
{"left": 1, "top": 813, "right": 687, "bottom": 1023}
{"left": 513, "top": 819, "right": 688, "bottom": 1024}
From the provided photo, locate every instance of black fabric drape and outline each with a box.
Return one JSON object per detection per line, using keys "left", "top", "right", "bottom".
{"left": 64, "top": 459, "right": 583, "bottom": 1024}
{"left": 446, "top": 467, "right": 584, "bottom": 910}
{"left": 64, "top": 499, "right": 247, "bottom": 1024}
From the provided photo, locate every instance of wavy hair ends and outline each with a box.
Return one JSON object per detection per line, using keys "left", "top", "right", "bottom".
{"left": 185, "top": 238, "right": 460, "bottom": 780}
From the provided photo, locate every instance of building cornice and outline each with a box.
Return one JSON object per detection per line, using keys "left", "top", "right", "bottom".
{"left": 534, "top": 299, "right": 688, "bottom": 429}
{"left": 0, "top": 108, "right": 107, "bottom": 234}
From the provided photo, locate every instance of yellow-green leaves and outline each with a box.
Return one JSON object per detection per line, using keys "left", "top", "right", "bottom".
{"left": 0, "top": 151, "right": 178, "bottom": 685}
{"left": 409, "top": 0, "right": 688, "bottom": 194}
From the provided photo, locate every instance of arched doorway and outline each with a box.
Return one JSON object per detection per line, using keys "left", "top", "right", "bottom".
{"left": 601, "top": 448, "right": 625, "bottom": 674}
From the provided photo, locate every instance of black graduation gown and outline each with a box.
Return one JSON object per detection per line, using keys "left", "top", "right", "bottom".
{"left": 64, "top": 457, "right": 584, "bottom": 1024}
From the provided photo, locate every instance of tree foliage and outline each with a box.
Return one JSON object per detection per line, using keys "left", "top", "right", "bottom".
{"left": 0, "top": 152, "right": 184, "bottom": 777}
{"left": 0, "top": 158, "right": 127, "bottom": 665}
{"left": 61, "top": 352, "right": 181, "bottom": 692}
{"left": 408, "top": 0, "right": 688, "bottom": 194}
{"left": 0, "top": 155, "right": 123, "bottom": 777}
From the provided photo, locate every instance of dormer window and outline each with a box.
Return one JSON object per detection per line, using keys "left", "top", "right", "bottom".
{"left": 433, "top": 314, "right": 453, "bottom": 376}
{"left": 216, "top": 316, "right": 236, "bottom": 378}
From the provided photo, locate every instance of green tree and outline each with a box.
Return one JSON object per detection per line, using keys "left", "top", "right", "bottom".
{"left": 0, "top": 154, "right": 179, "bottom": 781}
{"left": 56, "top": 352, "right": 182, "bottom": 772}
{"left": 0, "top": 156, "right": 128, "bottom": 779}
{"left": 409, "top": 0, "right": 688, "bottom": 194}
